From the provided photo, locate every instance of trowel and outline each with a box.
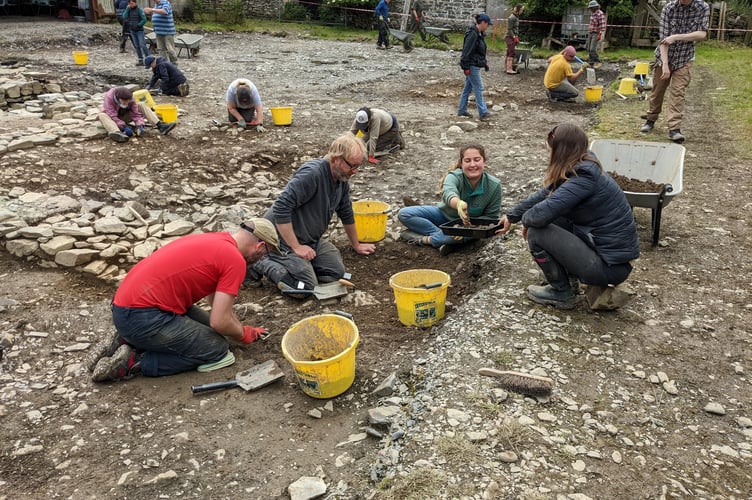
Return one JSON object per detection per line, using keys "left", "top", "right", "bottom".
{"left": 191, "top": 360, "right": 285, "bottom": 394}
{"left": 280, "top": 281, "right": 350, "bottom": 301}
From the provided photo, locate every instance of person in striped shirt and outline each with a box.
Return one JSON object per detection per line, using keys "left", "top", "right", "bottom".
{"left": 145, "top": 0, "right": 177, "bottom": 64}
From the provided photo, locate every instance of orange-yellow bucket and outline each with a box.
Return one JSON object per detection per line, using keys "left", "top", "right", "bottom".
{"left": 634, "top": 62, "right": 650, "bottom": 75}
{"left": 72, "top": 51, "right": 89, "bottom": 65}
{"left": 133, "top": 89, "right": 156, "bottom": 110}
{"left": 270, "top": 106, "right": 293, "bottom": 126}
{"left": 352, "top": 200, "right": 391, "bottom": 243}
{"left": 584, "top": 85, "right": 603, "bottom": 103}
{"left": 281, "top": 313, "right": 359, "bottom": 399}
{"left": 154, "top": 104, "right": 178, "bottom": 123}
{"left": 618, "top": 78, "right": 637, "bottom": 95}
{"left": 389, "top": 269, "right": 451, "bottom": 327}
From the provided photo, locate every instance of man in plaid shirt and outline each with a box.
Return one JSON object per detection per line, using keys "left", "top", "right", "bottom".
{"left": 640, "top": 0, "right": 710, "bottom": 143}
{"left": 586, "top": 1, "right": 605, "bottom": 68}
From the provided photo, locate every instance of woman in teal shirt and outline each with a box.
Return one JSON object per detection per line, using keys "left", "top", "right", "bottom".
{"left": 398, "top": 144, "right": 502, "bottom": 255}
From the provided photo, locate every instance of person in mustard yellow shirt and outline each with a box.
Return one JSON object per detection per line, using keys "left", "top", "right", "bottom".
{"left": 543, "top": 46, "right": 587, "bottom": 102}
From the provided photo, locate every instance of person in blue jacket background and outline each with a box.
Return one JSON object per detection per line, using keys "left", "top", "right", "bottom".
{"left": 375, "top": 0, "right": 391, "bottom": 49}
{"left": 497, "top": 123, "right": 640, "bottom": 309}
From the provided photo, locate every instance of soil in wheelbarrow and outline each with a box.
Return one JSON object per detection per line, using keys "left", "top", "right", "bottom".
{"left": 609, "top": 171, "right": 666, "bottom": 193}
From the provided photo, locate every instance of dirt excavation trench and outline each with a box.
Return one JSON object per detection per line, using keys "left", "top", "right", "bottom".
{"left": 1, "top": 19, "right": 751, "bottom": 499}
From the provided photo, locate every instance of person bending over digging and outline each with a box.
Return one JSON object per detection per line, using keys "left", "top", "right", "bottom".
{"left": 226, "top": 78, "right": 265, "bottom": 132}
{"left": 98, "top": 86, "right": 176, "bottom": 143}
{"left": 397, "top": 143, "right": 501, "bottom": 256}
{"left": 144, "top": 55, "right": 189, "bottom": 97}
{"left": 495, "top": 123, "right": 639, "bottom": 310}
{"left": 349, "top": 106, "right": 405, "bottom": 164}
{"left": 91, "top": 218, "right": 280, "bottom": 383}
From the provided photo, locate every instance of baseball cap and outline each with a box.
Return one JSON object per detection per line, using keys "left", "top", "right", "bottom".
{"left": 355, "top": 110, "right": 369, "bottom": 131}
{"left": 563, "top": 46, "right": 577, "bottom": 57}
{"left": 477, "top": 13, "right": 493, "bottom": 25}
{"left": 241, "top": 218, "right": 280, "bottom": 253}
{"left": 144, "top": 55, "right": 155, "bottom": 68}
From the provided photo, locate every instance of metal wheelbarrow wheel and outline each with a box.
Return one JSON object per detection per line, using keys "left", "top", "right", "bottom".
{"left": 403, "top": 39, "right": 413, "bottom": 52}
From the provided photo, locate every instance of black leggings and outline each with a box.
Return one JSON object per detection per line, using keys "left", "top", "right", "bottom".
{"left": 526, "top": 223, "right": 632, "bottom": 286}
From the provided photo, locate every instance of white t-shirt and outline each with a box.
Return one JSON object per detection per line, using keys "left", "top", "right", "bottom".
{"left": 226, "top": 79, "right": 261, "bottom": 109}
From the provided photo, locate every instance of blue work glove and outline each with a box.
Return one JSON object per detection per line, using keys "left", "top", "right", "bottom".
{"left": 135, "top": 125, "right": 146, "bottom": 136}
{"left": 237, "top": 119, "right": 246, "bottom": 130}
{"left": 123, "top": 126, "right": 134, "bottom": 137}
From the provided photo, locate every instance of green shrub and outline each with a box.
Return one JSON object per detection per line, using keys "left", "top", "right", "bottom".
{"left": 318, "top": 3, "right": 340, "bottom": 23}
{"left": 282, "top": 1, "right": 309, "bottom": 21}
{"left": 218, "top": 0, "right": 245, "bottom": 24}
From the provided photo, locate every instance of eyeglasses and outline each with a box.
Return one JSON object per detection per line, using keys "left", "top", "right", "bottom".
{"left": 240, "top": 222, "right": 270, "bottom": 256}
{"left": 341, "top": 156, "right": 362, "bottom": 172}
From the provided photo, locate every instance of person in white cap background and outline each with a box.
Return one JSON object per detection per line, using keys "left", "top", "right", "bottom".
{"left": 92, "top": 218, "right": 280, "bottom": 383}
{"left": 98, "top": 86, "right": 176, "bottom": 143}
{"left": 225, "top": 78, "right": 265, "bottom": 132}
{"left": 349, "top": 107, "right": 405, "bottom": 164}
{"left": 145, "top": 55, "right": 189, "bottom": 97}
{"left": 543, "top": 46, "right": 588, "bottom": 102}
{"left": 458, "top": 13, "right": 493, "bottom": 119}
{"left": 586, "top": 0, "right": 606, "bottom": 69}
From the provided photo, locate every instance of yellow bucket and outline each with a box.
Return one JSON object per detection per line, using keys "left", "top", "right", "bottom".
{"left": 634, "top": 62, "right": 650, "bottom": 75}
{"left": 133, "top": 89, "right": 156, "bottom": 110}
{"left": 352, "top": 200, "right": 391, "bottom": 243}
{"left": 270, "top": 106, "right": 293, "bottom": 126}
{"left": 72, "top": 51, "right": 89, "bottom": 65}
{"left": 584, "top": 85, "right": 603, "bottom": 103}
{"left": 281, "top": 314, "right": 360, "bottom": 399}
{"left": 154, "top": 104, "right": 178, "bottom": 123}
{"left": 389, "top": 269, "right": 451, "bottom": 327}
{"left": 618, "top": 78, "right": 637, "bottom": 95}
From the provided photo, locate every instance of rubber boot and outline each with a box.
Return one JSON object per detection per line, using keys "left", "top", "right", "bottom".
{"left": 527, "top": 250, "right": 575, "bottom": 309}
{"left": 505, "top": 56, "right": 517, "bottom": 75}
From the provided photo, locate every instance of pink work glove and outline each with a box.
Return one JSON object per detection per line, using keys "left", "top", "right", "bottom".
{"left": 368, "top": 156, "right": 380, "bottom": 164}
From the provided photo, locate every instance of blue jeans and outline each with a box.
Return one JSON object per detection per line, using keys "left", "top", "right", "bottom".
{"left": 252, "top": 239, "right": 345, "bottom": 290}
{"left": 458, "top": 67, "right": 488, "bottom": 116}
{"left": 398, "top": 205, "right": 474, "bottom": 247}
{"left": 526, "top": 223, "right": 632, "bottom": 286}
{"left": 129, "top": 30, "right": 150, "bottom": 61}
{"left": 112, "top": 304, "right": 228, "bottom": 377}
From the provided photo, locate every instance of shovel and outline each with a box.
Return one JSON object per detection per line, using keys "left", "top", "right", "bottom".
{"left": 191, "top": 360, "right": 284, "bottom": 395}
{"left": 280, "top": 281, "right": 349, "bottom": 301}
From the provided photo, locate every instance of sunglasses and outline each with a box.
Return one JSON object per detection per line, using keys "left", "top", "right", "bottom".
{"left": 240, "top": 222, "right": 270, "bottom": 256}
{"left": 342, "top": 156, "right": 362, "bottom": 172}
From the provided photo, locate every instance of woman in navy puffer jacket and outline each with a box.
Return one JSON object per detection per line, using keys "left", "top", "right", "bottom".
{"left": 497, "top": 123, "right": 640, "bottom": 309}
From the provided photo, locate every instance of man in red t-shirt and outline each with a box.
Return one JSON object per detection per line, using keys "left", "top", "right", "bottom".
{"left": 92, "top": 218, "right": 280, "bottom": 383}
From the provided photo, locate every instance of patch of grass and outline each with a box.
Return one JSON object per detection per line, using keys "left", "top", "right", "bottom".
{"left": 492, "top": 350, "right": 516, "bottom": 367}
{"left": 436, "top": 435, "right": 481, "bottom": 465}
{"left": 496, "top": 419, "right": 534, "bottom": 453}
{"left": 377, "top": 468, "right": 446, "bottom": 499}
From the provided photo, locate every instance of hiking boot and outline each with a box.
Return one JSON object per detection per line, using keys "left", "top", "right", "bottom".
{"left": 84, "top": 331, "right": 127, "bottom": 372}
{"left": 178, "top": 82, "right": 190, "bottom": 97}
{"left": 457, "top": 111, "right": 472, "bottom": 118}
{"left": 527, "top": 284, "right": 576, "bottom": 310}
{"left": 439, "top": 244, "right": 456, "bottom": 256}
{"left": 108, "top": 131, "right": 129, "bottom": 143}
{"left": 376, "top": 45, "right": 385, "bottom": 50}
{"left": 479, "top": 112, "right": 492, "bottom": 120}
{"left": 399, "top": 230, "right": 428, "bottom": 246}
{"left": 92, "top": 344, "right": 142, "bottom": 383}
{"left": 668, "top": 129, "right": 685, "bottom": 143}
{"left": 640, "top": 120, "right": 655, "bottom": 133}
{"left": 157, "top": 121, "right": 176, "bottom": 135}
{"left": 197, "top": 350, "right": 236, "bottom": 373}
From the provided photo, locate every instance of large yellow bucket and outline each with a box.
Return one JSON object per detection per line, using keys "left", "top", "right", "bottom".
{"left": 270, "top": 106, "right": 293, "bottom": 126}
{"left": 352, "top": 200, "right": 391, "bottom": 243}
{"left": 389, "top": 269, "right": 451, "bottom": 327}
{"left": 618, "top": 78, "right": 637, "bottom": 95}
{"left": 154, "top": 104, "right": 178, "bottom": 123}
{"left": 281, "top": 314, "right": 360, "bottom": 399}
{"left": 72, "top": 51, "right": 89, "bottom": 65}
{"left": 634, "top": 62, "right": 650, "bottom": 75}
{"left": 133, "top": 89, "right": 156, "bottom": 110}
{"left": 584, "top": 85, "right": 603, "bottom": 103}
